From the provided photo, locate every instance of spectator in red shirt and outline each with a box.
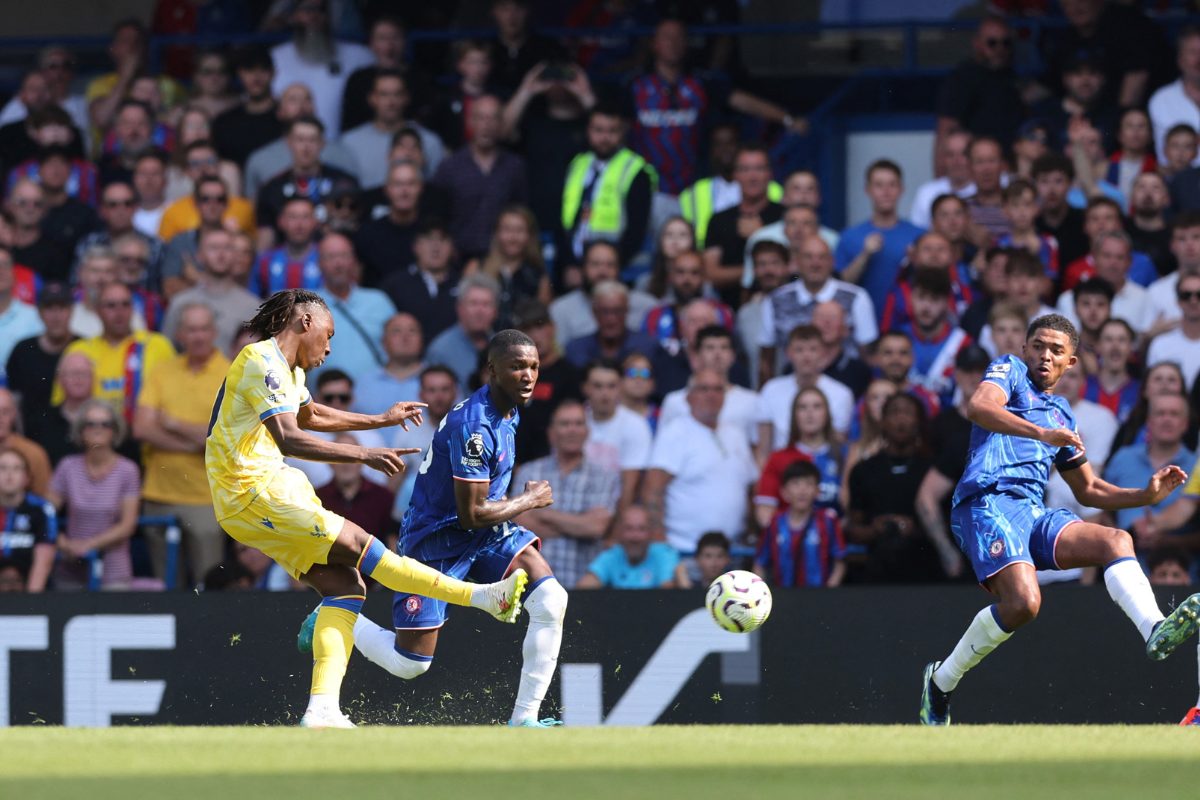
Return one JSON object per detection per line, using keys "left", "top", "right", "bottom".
{"left": 754, "top": 385, "right": 845, "bottom": 529}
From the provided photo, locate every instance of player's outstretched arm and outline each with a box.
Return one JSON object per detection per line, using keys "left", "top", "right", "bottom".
{"left": 297, "top": 401, "right": 427, "bottom": 433}
{"left": 263, "top": 412, "right": 421, "bottom": 475}
{"left": 967, "top": 382, "right": 1083, "bottom": 449}
{"left": 454, "top": 478, "right": 554, "bottom": 530}
{"left": 1061, "top": 462, "right": 1189, "bottom": 511}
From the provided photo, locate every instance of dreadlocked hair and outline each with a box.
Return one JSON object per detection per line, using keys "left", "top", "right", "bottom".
{"left": 244, "top": 289, "right": 328, "bottom": 340}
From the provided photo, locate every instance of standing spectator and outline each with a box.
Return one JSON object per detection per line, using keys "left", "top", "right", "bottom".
{"left": 1067, "top": 117, "right": 1125, "bottom": 209}
{"left": 86, "top": 20, "right": 184, "bottom": 136}
{"left": 351, "top": 313, "right": 424, "bottom": 418}
{"left": 249, "top": 197, "right": 321, "bottom": 297}
{"left": 658, "top": 325, "right": 758, "bottom": 446}
{"left": 739, "top": 240, "right": 791, "bottom": 389}
{"left": 131, "top": 151, "right": 169, "bottom": 239}
{"left": 1126, "top": 172, "right": 1174, "bottom": 277}
{"left": 754, "top": 386, "right": 846, "bottom": 527}
{"left": 159, "top": 176, "right": 234, "bottom": 301}
{"left": 0, "top": 249, "right": 46, "bottom": 385}
{"left": 38, "top": 148, "right": 99, "bottom": 257}
{"left": 1061, "top": 198, "right": 1157, "bottom": 291}
{"left": 315, "top": 433, "right": 397, "bottom": 555}
{"left": 513, "top": 400, "right": 620, "bottom": 588}
{"left": 575, "top": 505, "right": 684, "bottom": 589}
{"left": 158, "top": 142, "right": 256, "bottom": 242}
{"left": 134, "top": 303, "right": 230, "bottom": 586}
{"left": 29, "top": 352, "right": 91, "bottom": 468}
{"left": 959, "top": 246, "right": 1008, "bottom": 340}
{"left": 489, "top": 0, "right": 568, "bottom": 94}
{"left": 341, "top": 16, "right": 434, "bottom": 134}
{"left": 1084, "top": 318, "right": 1139, "bottom": 423}
{"left": 511, "top": 299, "right": 582, "bottom": 465}
{"left": 68, "top": 246, "right": 117, "bottom": 338}
{"left": 937, "top": 15, "right": 1027, "bottom": 154}
{"left": 1056, "top": 232, "right": 1151, "bottom": 333}
{"left": 165, "top": 110, "right": 241, "bottom": 202}
{"left": 813, "top": 300, "right": 872, "bottom": 399}
{"left": 911, "top": 132, "right": 975, "bottom": 229}
{"left": 978, "top": 251, "right": 1056, "bottom": 357}
{"left": 46, "top": 399, "right": 140, "bottom": 590}
{"left": 703, "top": 144, "right": 785, "bottom": 304}
{"left": 760, "top": 236, "right": 876, "bottom": 385}
{"left": 425, "top": 274, "right": 499, "bottom": 389}
{"left": 355, "top": 161, "right": 430, "bottom": 286}
{"left": 73, "top": 181, "right": 163, "bottom": 289}
{"left": 162, "top": 228, "right": 260, "bottom": 355}
{"left": 997, "top": 179, "right": 1059, "bottom": 284}
{"left": 1034, "top": 153, "right": 1090, "bottom": 267}
{"left": 558, "top": 104, "right": 654, "bottom": 272}
{"left": 893, "top": 269, "right": 973, "bottom": 407}
{"left": 1033, "top": 57, "right": 1117, "bottom": 153}
{"left": 111, "top": 234, "right": 165, "bottom": 331}
{"left": 964, "top": 137, "right": 1010, "bottom": 242}
{"left": 641, "top": 251, "right": 733, "bottom": 355}
{"left": 464, "top": 205, "right": 552, "bottom": 329}
{"left": 0, "top": 74, "right": 75, "bottom": 174}
{"left": 1147, "top": 273, "right": 1200, "bottom": 391}
{"left": 211, "top": 47, "right": 283, "bottom": 170}
{"left": 0, "top": 448, "right": 57, "bottom": 592}
{"left": 1107, "top": 393, "right": 1196, "bottom": 537}
{"left": 268, "top": 0, "right": 373, "bottom": 135}
{"left": 1150, "top": 25, "right": 1200, "bottom": 164}
{"left": 754, "top": 461, "right": 846, "bottom": 588}
{"left": 8, "top": 179, "right": 73, "bottom": 284}
{"left": 379, "top": 217, "right": 461, "bottom": 342}
{"left": 6, "top": 283, "right": 75, "bottom": 428}
{"left": 644, "top": 368, "right": 758, "bottom": 552}
{"left": 424, "top": 40, "right": 503, "bottom": 152}
{"left": 95, "top": 101, "right": 158, "bottom": 187}
{"left": 341, "top": 71, "right": 445, "bottom": 190}
{"left": 313, "top": 232, "right": 397, "bottom": 380}
{"left": 757, "top": 325, "right": 855, "bottom": 458}
{"left": 58, "top": 282, "right": 176, "bottom": 424}
{"left": 0, "top": 389, "right": 51, "bottom": 496}
{"left": 581, "top": 358, "right": 653, "bottom": 517}
{"left": 879, "top": 232, "right": 975, "bottom": 333}
{"left": 432, "top": 95, "right": 528, "bottom": 259}
{"left": 387, "top": 365, "right": 458, "bottom": 515}
{"left": 835, "top": 160, "right": 924, "bottom": 318}
{"left": 844, "top": 392, "right": 940, "bottom": 583}
{"left": 548, "top": 241, "right": 656, "bottom": 345}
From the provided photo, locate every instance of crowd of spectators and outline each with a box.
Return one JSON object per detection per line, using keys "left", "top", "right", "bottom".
{"left": 1, "top": 1, "right": 1199, "bottom": 595}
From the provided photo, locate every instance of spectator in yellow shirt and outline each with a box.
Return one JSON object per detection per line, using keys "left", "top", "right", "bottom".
{"left": 158, "top": 141, "right": 256, "bottom": 242}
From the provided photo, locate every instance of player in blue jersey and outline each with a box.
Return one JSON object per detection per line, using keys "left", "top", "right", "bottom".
{"left": 310, "top": 329, "right": 567, "bottom": 727}
{"left": 920, "top": 314, "right": 1198, "bottom": 725}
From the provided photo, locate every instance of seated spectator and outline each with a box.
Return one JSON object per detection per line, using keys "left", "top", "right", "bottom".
{"left": 0, "top": 388, "right": 51, "bottom": 497}
{"left": 1146, "top": 212, "right": 1200, "bottom": 327}
{"left": 1125, "top": 172, "right": 1173, "bottom": 278}
{"left": 760, "top": 235, "right": 876, "bottom": 384}
{"left": 641, "top": 251, "right": 734, "bottom": 355}
{"left": 959, "top": 246, "right": 1008, "bottom": 340}
{"left": 575, "top": 505, "right": 684, "bottom": 589}
{"left": 1062, "top": 198, "right": 1157, "bottom": 291}
{"left": 1066, "top": 116, "right": 1126, "bottom": 209}
{"left": 838, "top": 378, "right": 898, "bottom": 511}
{"left": 351, "top": 313, "right": 424, "bottom": 417}
{"left": 356, "top": 160, "right": 431, "bottom": 286}
{"left": 0, "top": 249, "right": 46, "bottom": 384}
{"left": 314, "top": 233, "right": 397, "bottom": 380}
{"left": 742, "top": 171, "right": 840, "bottom": 282}
{"left": 158, "top": 141, "right": 256, "bottom": 242}
{"left": 131, "top": 151, "right": 169, "bottom": 240}
{"left": 512, "top": 400, "right": 620, "bottom": 589}
{"left": 910, "top": 132, "right": 975, "bottom": 229}
{"left": 341, "top": 17, "right": 436, "bottom": 136}
{"left": 964, "top": 137, "right": 1011, "bottom": 241}
{"left": 249, "top": 197, "right": 321, "bottom": 297}
{"left": 27, "top": 352, "right": 90, "bottom": 467}
{"left": 38, "top": 147, "right": 99, "bottom": 255}
{"left": 425, "top": 274, "right": 500, "bottom": 390}
{"left": 618, "top": 352, "right": 658, "bottom": 433}
{"left": 379, "top": 216, "right": 461, "bottom": 345}
{"left": 7, "top": 282, "right": 75, "bottom": 429}
{"left": 210, "top": 47, "right": 283, "bottom": 170}
{"left": 754, "top": 461, "right": 846, "bottom": 588}
{"left": 0, "top": 76, "right": 81, "bottom": 176}
{"left": 1148, "top": 547, "right": 1193, "bottom": 586}
{"left": 1084, "top": 318, "right": 1139, "bottom": 423}
{"left": 996, "top": 179, "right": 1058, "bottom": 284}
{"left": 463, "top": 205, "right": 551, "bottom": 329}
{"left": 565, "top": 281, "right": 662, "bottom": 369}
{"left": 892, "top": 268, "right": 972, "bottom": 407}
{"left": 134, "top": 303, "right": 230, "bottom": 586}
{"left": 342, "top": 70, "right": 444, "bottom": 191}
{"left": 1113, "top": 363, "right": 1199, "bottom": 454}
{"left": 45, "top": 398, "right": 140, "bottom": 590}
{"left": 758, "top": 325, "right": 854, "bottom": 459}
{"left": 549, "top": 241, "right": 656, "bottom": 346}
{"left": 255, "top": 116, "right": 359, "bottom": 248}
{"left": 162, "top": 228, "right": 261, "bottom": 356}
{"left": 432, "top": 95, "right": 528, "bottom": 260}
{"left": 159, "top": 176, "right": 234, "bottom": 301}
{"left": 1072, "top": 277, "right": 1114, "bottom": 375}
{"left": 812, "top": 300, "right": 871, "bottom": 399}
{"left": 0, "top": 558, "right": 25, "bottom": 591}
{"left": 1034, "top": 153, "right": 1090, "bottom": 267}
{"left": 739, "top": 240, "right": 792, "bottom": 389}
{"left": 165, "top": 107, "right": 243, "bottom": 201}
{"left": 929, "top": 196, "right": 979, "bottom": 293}
{"left": 7, "top": 178, "right": 72, "bottom": 284}
{"left": 95, "top": 100, "right": 160, "bottom": 187}
{"left": 691, "top": 531, "right": 732, "bottom": 588}
{"left": 639, "top": 216, "right": 695, "bottom": 298}
{"left": 645, "top": 369, "right": 759, "bottom": 552}
{"left": 284, "top": 369, "right": 390, "bottom": 491}
{"left": 316, "top": 434, "right": 397, "bottom": 555}
{"left": 844, "top": 393, "right": 941, "bottom": 583}
{"left": 581, "top": 358, "right": 653, "bottom": 515}
{"left": 72, "top": 180, "right": 163, "bottom": 290}
{"left": 979, "top": 251, "right": 1054, "bottom": 357}
{"left": 936, "top": 16, "right": 1025, "bottom": 152}
{"left": 1146, "top": 272, "right": 1200, "bottom": 391}
{"left": 659, "top": 325, "right": 757, "bottom": 444}
{"left": 1033, "top": 56, "right": 1117, "bottom": 153}
{"left": 835, "top": 159, "right": 924, "bottom": 317}
{"left": 511, "top": 299, "right": 582, "bottom": 464}
{"left": 755, "top": 387, "right": 846, "bottom": 529}
{"left": 0, "top": 448, "right": 56, "bottom": 592}
{"left": 878, "top": 232, "right": 975, "bottom": 331}
{"left": 86, "top": 19, "right": 185, "bottom": 136}
{"left": 424, "top": 39, "right": 502, "bottom": 152}
{"left": 652, "top": 298, "right": 748, "bottom": 397}
{"left": 58, "top": 281, "right": 176, "bottom": 424}
{"left": 1107, "top": 393, "right": 1196, "bottom": 542}
{"left": 703, "top": 144, "right": 785, "bottom": 305}
{"left": 112, "top": 234, "right": 166, "bottom": 331}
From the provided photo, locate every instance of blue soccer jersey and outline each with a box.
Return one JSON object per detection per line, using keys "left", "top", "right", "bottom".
{"left": 953, "top": 355, "right": 1085, "bottom": 507}
{"left": 401, "top": 384, "right": 519, "bottom": 551}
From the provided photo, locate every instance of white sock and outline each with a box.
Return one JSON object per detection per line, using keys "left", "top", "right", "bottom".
{"left": 933, "top": 605, "right": 1012, "bottom": 693}
{"left": 305, "top": 693, "right": 339, "bottom": 717}
{"left": 1103, "top": 557, "right": 1164, "bottom": 642}
{"left": 511, "top": 578, "right": 567, "bottom": 725}
{"left": 352, "top": 615, "right": 432, "bottom": 679}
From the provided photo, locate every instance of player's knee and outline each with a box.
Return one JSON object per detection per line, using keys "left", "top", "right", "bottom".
{"left": 388, "top": 648, "right": 433, "bottom": 680}
{"left": 1005, "top": 592, "right": 1041, "bottom": 627}
{"left": 526, "top": 578, "right": 568, "bottom": 625}
{"left": 1110, "top": 528, "right": 1136, "bottom": 559}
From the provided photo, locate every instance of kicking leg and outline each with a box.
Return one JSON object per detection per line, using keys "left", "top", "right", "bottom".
{"left": 1055, "top": 523, "right": 1166, "bottom": 642}
{"left": 350, "top": 621, "right": 437, "bottom": 679}
{"left": 509, "top": 547, "right": 566, "bottom": 727}
{"left": 298, "top": 563, "right": 367, "bottom": 727}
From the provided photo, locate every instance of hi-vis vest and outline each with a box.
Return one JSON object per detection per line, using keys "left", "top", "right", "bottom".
{"left": 562, "top": 148, "right": 657, "bottom": 238}
{"left": 680, "top": 177, "right": 783, "bottom": 249}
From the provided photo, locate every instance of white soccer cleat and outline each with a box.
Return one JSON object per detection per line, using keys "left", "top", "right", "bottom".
{"left": 476, "top": 568, "right": 528, "bottom": 623}
{"left": 299, "top": 709, "right": 357, "bottom": 729}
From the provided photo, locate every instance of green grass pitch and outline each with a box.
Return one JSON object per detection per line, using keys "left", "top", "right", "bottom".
{"left": 3, "top": 725, "right": 1199, "bottom": 799}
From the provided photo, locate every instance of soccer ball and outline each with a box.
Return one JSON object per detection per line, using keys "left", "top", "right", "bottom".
{"left": 706, "top": 570, "right": 772, "bottom": 633}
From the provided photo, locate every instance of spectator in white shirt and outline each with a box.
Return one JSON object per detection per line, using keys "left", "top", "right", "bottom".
{"left": 1148, "top": 24, "right": 1200, "bottom": 165}
{"left": 757, "top": 324, "right": 855, "bottom": 461}
{"left": 1147, "top": 272, "right": 1200, "bottom": 390}
{"left": 131, "top": 152, "right": 169, "bottom": 238}
{"left": 644, "top": 368, "right": 758, "bottom": 552}
{"left": 582, "top": 357, "right": 653, "bottom": 520}
{"left": 1145, "top": 210, "right": 1200, "bottom": 329}
{"left": 910, "top": 131, "right": 976, "bottom": 228}
{"left": 1056, "top": 231, "right": 1151, "bottom": 332}
{"left": 659, "top": 325, "right": 759, "bottom": 446}
{"left": 549, "top": 241, "right": 656, "bottom": 346}
{"left": 738, "top": 240, "right": 793, "bottom": 389}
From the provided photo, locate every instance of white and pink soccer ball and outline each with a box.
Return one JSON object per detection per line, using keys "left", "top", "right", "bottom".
{"left": 706, "top": 570, "right": 772, "bottom": 633}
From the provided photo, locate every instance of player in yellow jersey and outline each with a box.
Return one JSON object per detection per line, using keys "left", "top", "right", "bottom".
{"left": 206, "top": 289, "right": 528, "bottom": 728}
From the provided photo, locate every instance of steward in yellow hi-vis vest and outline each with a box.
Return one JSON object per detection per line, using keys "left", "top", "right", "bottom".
{"left": 680, "top": 176, "right": 782, "bottom": 249}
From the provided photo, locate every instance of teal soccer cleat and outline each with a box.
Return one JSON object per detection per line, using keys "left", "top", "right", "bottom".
{"left": 919, "top": 661, "right": 952, "bottom": 726}
{"left": 508, "top": 718, "right": 564, "bottom": 728}
{"left": 297, "top": 605, "right": 319, "bottom": 654}
{"left": 1146, "top": 594, "right": 1200, "bottom": 661}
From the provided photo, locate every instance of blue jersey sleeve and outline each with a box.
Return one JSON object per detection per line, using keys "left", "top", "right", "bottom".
{"left": 981, "top": 355, "right": 1022, "bottom": 396}
{"left": 447, "top": 422, "right": 496, "bottom": 482}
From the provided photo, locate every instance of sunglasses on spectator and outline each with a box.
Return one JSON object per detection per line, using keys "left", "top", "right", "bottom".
{"left": 985, "top": 37, "right": 1013, "bottom": 48}
{"left": 321, "top": 393, "right": 352, "bottom": 404}
{"left": 83, "top": 419, "right": 116, "bottom": 429}
{"left": 198, "top": 193, "right": 227, "bottom": 203}
{"left": 624, "top": 367, "right": 652, "bottom": 379}
{"left": 105, "top": 198, "right": 136, "bottom": 208}
{"left": 1179, "top": 291, "right": 1200, "bottom": 302}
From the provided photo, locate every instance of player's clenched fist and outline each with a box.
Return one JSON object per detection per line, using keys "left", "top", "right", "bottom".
{"left": 364, "top": 447, "right": 423, "bottom": 476}
{"left": 524, "top": 480, "right": 554, "bottom": 508}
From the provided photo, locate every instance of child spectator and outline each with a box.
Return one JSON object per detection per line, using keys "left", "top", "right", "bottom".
{"left": 619, "top": 352, "right": 659, "bottom": 433}
{"left": 979, "top": 251, "right": 1053, "bottom": 357}
{"left": 755, "top": 461, "right": 845, "bottom": 588}
{"left": 894, "top": 268, "right": 973, "bottom": 406}
{"left": 1148, "top": 546, "right": 1193, "bottom": 586}
{"left": 692, "top": 532, "right": 732, "bottom": 588}
{"left": 984, "top": 303, "right": 1030, "bottom": 360}
{"left": 0, "top": 558, "right": 25, "bottom": 592}
{"left": 996, "top": 179, "right": 1058, "bottom": 284}
{"left": 1161, "top": 124, "right": 1198, "bottom": 182}
{"left": 0, "top": 448, "right": 56, "bottom": 592}
{"left": 755, "top": 386, "right": 845, "bottom": 528}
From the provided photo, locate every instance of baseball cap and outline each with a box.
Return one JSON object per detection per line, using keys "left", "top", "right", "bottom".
{"left": 37, "top": 282, "right": 72, "bottom": 307}
{"left": 956, "top": 343, "right": 992, "bottom": 372}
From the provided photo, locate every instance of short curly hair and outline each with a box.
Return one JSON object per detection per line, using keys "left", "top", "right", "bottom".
{"left": 1026, "top": 313, "right": 1079, "bottom": 353}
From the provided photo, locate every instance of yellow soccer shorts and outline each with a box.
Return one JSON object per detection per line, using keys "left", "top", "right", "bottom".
{"left": 217, "top": 467, "right": 346, "bottom": 580}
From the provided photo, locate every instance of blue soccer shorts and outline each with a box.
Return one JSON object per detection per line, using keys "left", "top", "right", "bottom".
{"left": 392, "top": 522, "right": 540, "bottom": 630}
{"left": 950, "top": 490, "right": 1082, "bottom": 586}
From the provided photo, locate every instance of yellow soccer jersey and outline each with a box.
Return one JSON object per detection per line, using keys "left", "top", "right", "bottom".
{"left": 205, "top": 339, "right": 312, "bottom": 514}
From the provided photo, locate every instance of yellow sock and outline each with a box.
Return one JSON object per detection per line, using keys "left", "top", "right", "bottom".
{"left": 357, "top": 537, "right": 473, "bottom": 606}
{"left": 310, "top": 595, "right": 364, "bottom": 698}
